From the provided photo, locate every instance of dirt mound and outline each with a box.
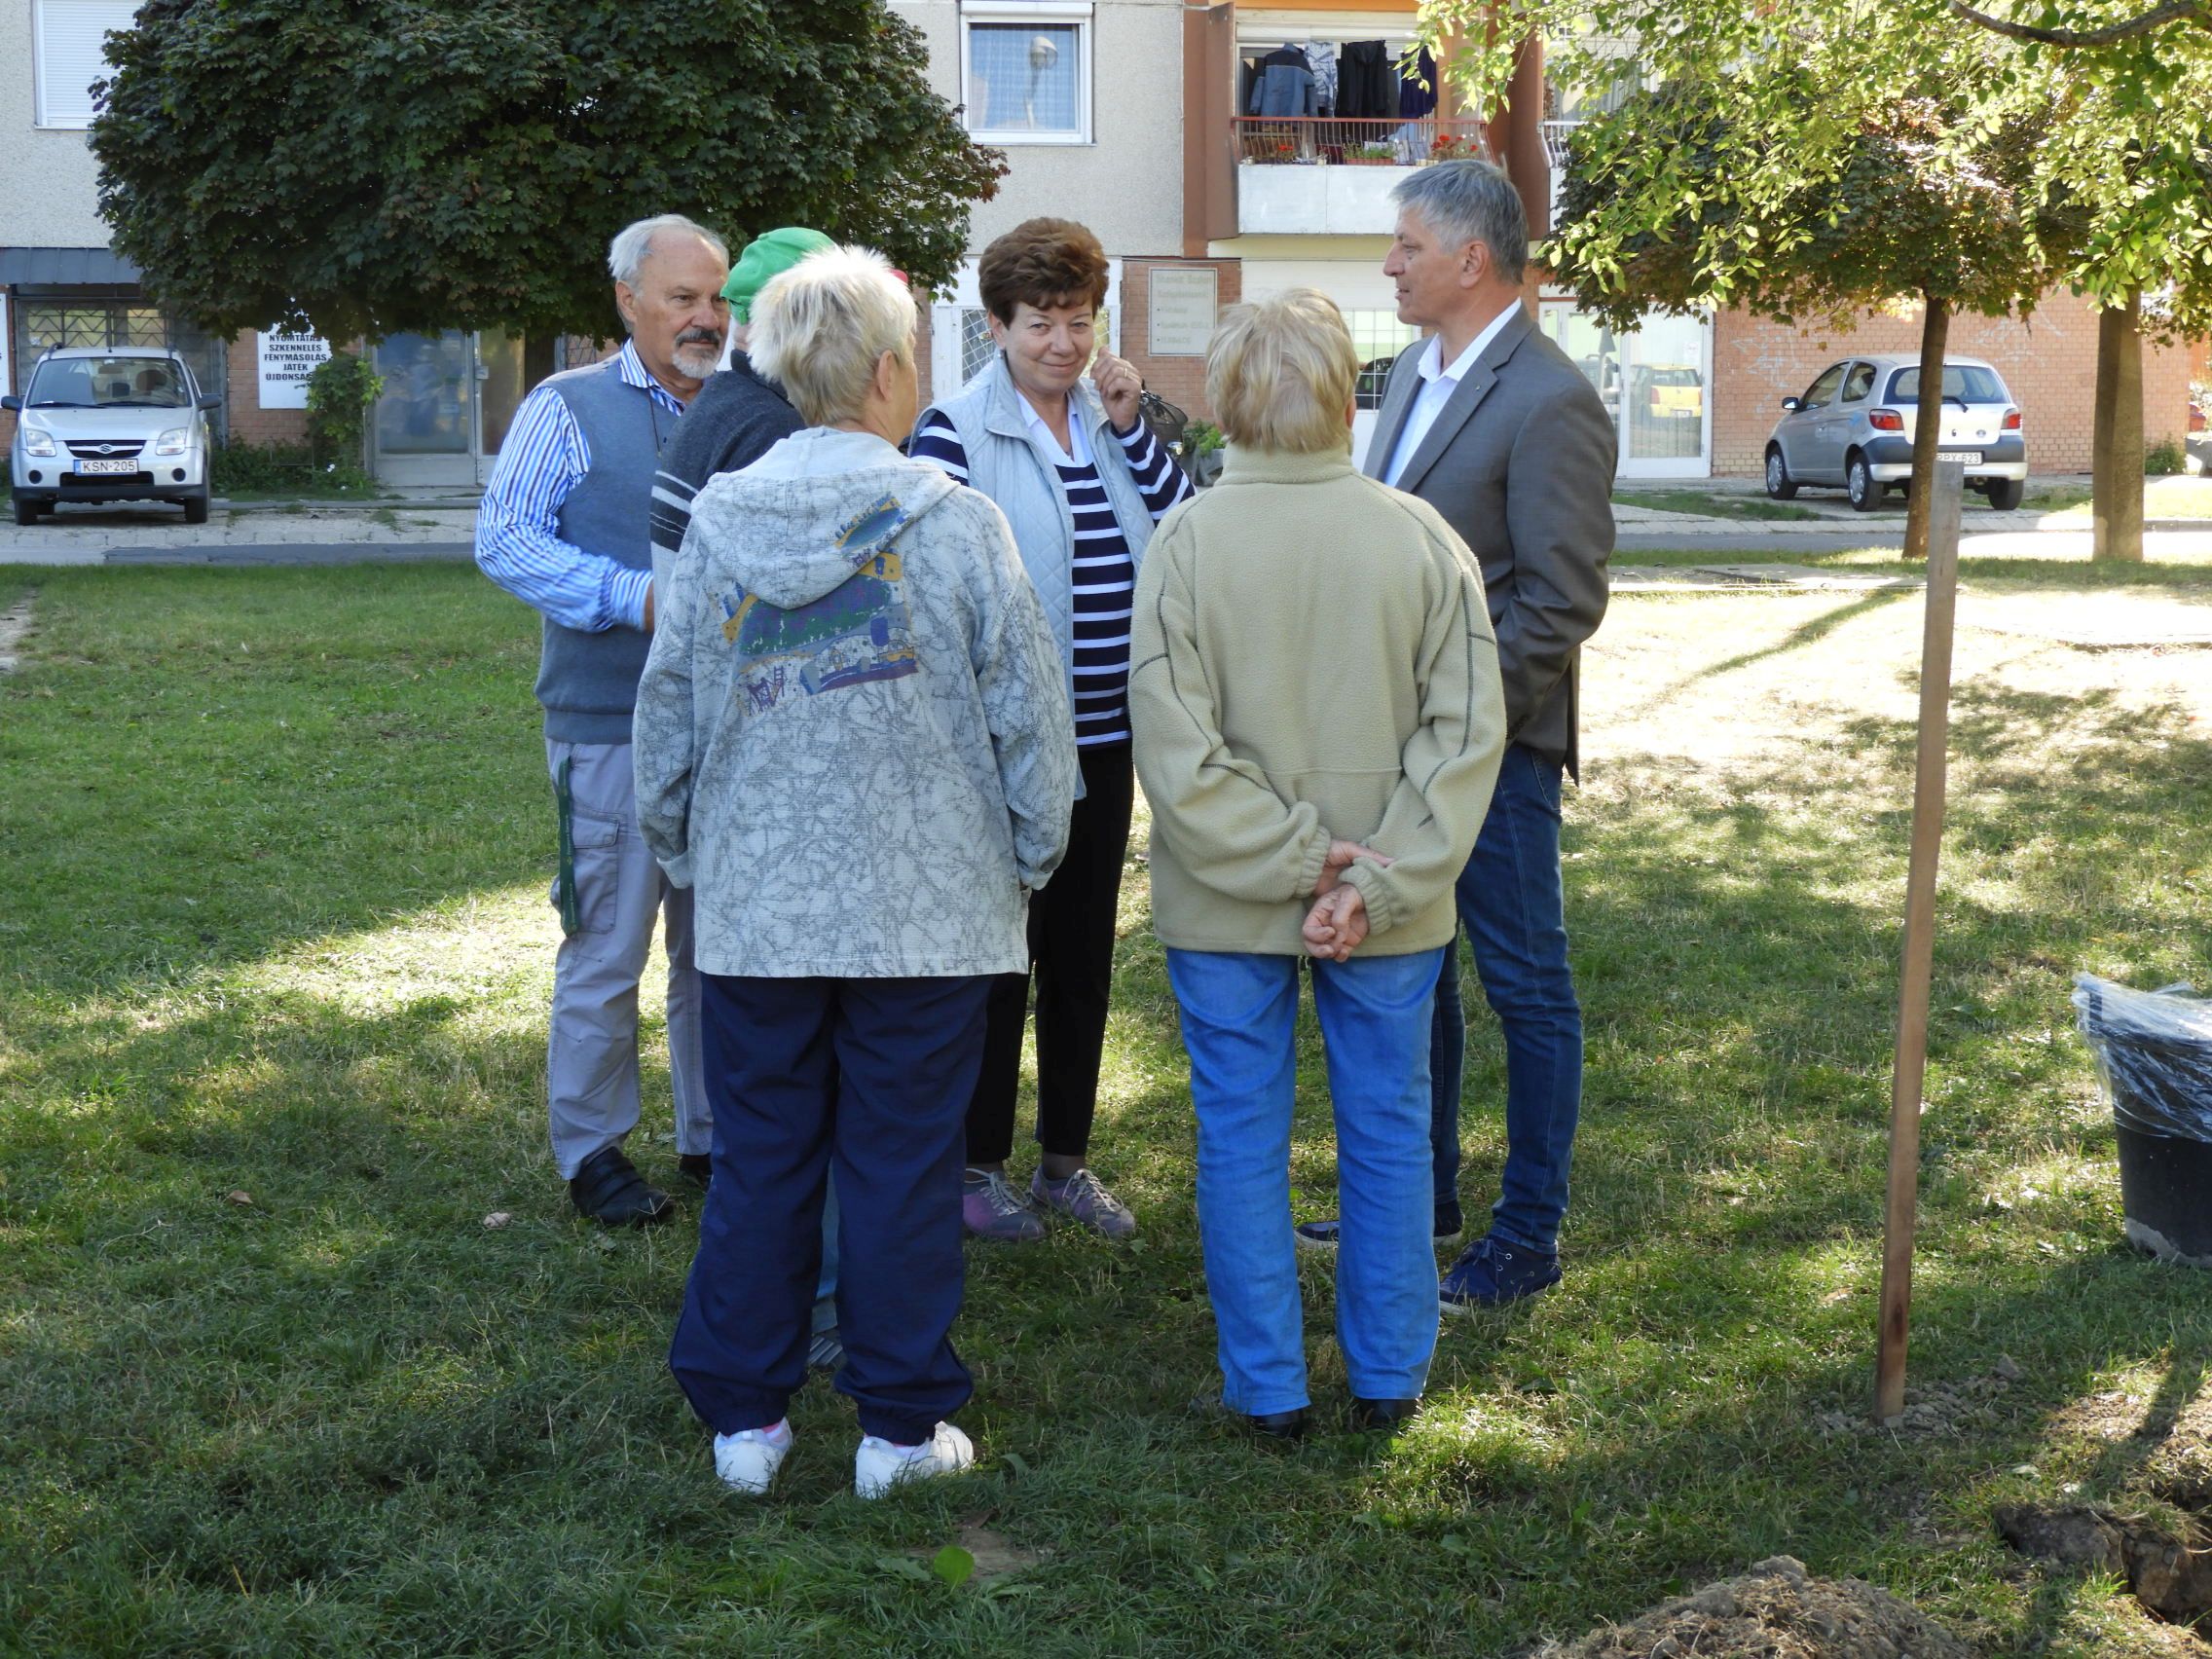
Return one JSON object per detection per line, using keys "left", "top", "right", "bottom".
{"left": 1997, "top": 1503, "right": 2212, "bottom": 1625}
{"left": 1540, "top": 1555, "right": 1974, "bottom": 1658}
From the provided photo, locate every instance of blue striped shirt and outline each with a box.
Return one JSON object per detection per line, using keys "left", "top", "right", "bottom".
{"left": 911, "top": 402, "right": 1191, "bottom": 747}
{"left": 474, "top": 340, "right": 686, "bottom": 633}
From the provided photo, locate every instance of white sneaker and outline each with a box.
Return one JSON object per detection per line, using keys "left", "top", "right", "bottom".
{"left": 853, "top": 1421, "right": 975, "bottom": 1499}
{"left": 713, "top": 1419, "right": 793, "bottom": 1495}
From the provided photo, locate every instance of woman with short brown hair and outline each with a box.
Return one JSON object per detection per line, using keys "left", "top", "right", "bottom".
{"left": 910, "top": 216, "right": 1193, "bottom": 1243}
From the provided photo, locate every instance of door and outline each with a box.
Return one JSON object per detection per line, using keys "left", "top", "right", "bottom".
{"left": 1788, "top": 362, "right": 1849, "bottom": 482}
{"left": 372, "top": 330, "right": 533, "bottom": 487}
{"left": 373, "top": 331, "right": 474, "bottom": 486}
{"left": 1539, "top": 298, "right": 1711, "bottom": 478}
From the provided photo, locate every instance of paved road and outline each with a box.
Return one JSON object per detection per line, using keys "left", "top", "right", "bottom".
{"left": 1621, "top": 528, "right": 2212, "bottom": 559}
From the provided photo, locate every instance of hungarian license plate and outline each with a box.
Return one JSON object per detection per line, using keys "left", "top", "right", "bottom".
{"left": 75, "top": 458, "right": 136, "bottom": 475}
{"left": 1936, "top": 450, "right": 1982, "bottom": 464}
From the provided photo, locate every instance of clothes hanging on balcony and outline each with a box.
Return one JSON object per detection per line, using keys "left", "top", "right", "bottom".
{"left": 1336, "top": 40, "right": 1396, "bottom": 121}
{"left": 1303, "top": 41, "right": 1339, "bottom": 117}
{"left": 1398, "top": 46, "right": 1439, "bottom": 119}
{"left": 1248, "top": 45, "right": 1317, "bottom": 118}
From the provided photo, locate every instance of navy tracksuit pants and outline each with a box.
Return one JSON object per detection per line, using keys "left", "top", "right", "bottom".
{"left": 669, "top": 971, "right": 990, "bottom": 1445}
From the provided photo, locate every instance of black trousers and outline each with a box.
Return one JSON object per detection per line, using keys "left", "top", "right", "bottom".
{"left": 966, "top": 742, "right": 1133, "bottom": 1165}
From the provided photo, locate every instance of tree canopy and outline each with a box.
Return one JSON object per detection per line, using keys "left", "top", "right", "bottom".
{"left": 92, "top": 0, "right": 1006, "bottom": 343}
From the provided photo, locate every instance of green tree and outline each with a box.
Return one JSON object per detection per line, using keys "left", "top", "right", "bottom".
{"left": 91, "top": 0, "right": 1004, "bottom": 344}
{"left": 1544, "top": 69, "right": 2073, "bottom": 555}
{"left": 1428, "top": 0, "right": 2212, "bottom": 563}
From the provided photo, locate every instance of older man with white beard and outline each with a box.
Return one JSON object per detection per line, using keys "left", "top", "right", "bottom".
{"left": 475, "top": 212, "right": 732, "bottom": 1227}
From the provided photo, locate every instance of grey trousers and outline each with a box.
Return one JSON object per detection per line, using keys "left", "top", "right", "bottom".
{"left": 544, "top": 739, "right": 713, "bottom": 1180}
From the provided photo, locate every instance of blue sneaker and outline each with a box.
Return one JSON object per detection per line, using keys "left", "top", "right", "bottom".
{"left": 1438, "top": 1235, "right": 1561, "bottom": 1313}
{"left": 1295, "top": 1199, "right": 1463, "bottom": 1254}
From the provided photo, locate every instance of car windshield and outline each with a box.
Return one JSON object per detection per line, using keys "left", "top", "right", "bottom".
{"left": 1888, "top": 365, "right": 2008, "bottom": 405}
{"left": 26, "top": 357, "right": 191, "bottom": 409}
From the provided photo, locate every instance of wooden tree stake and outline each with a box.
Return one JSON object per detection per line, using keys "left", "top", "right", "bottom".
{"left": 1875, "top": 459, "right": 1966, "bottom": 1422}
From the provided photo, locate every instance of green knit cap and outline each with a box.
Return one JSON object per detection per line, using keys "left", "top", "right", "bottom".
{"left": 722, "top": 227, "right": 837, "bottom": 323}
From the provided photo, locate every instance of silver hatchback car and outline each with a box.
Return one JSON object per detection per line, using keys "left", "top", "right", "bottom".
{"left": 6, "top": 347, "right": 220, "bottom": 525}
{"left": 1765, "top": 352, "right": 2027, "bottom": 512}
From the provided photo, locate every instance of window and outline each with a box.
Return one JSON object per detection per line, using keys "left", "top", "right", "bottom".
{"left": 1799, "top": 363, "right": 1847, "bottom": 408}
{"left": 11, "top": 298, "right": 225, "bottom": 433}
{"left": 1841, "top": 363, "right": 1877, "bottom": 403}
{"left": 33, "top": 0, "right": 137, "bottom": 129}
{"left": 961, "top": 3, "right": 1091, "bottom": 144}
{"left": 1343, "top": 310, "right": 1419, "bottom": 410}
{"left": 1889, "top": 364, "right": 2009, "bottom": 405}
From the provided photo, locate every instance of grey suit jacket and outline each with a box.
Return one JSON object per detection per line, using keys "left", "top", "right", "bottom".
{"left": 1361, "top": 307, "right": 1616, "bottom": 777}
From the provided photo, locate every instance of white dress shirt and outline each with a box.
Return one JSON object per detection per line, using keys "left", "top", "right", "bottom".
{"left": 1382, "top": 302, "right": 1521, "bottom": 488}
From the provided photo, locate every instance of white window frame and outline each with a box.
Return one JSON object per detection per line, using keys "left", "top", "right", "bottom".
{"left": 929, "top": 257, "right": 1123, "bottom": 399}
{"left": 32, "top": 0, "right": 137, "bottom": 129}
{"left": 0, "top": 297, "right": 12, "bottom": 397}
{"left": 958, "top": 1, "right": 1094, "bottom": 147}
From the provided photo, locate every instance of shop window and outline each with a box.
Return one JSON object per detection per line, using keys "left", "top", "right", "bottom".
{"left": 961, "top": 3, "right": 1091, "bottom": 144}
{"left": 33, "top": 0, "right": 137, "bottom": 129}
{"left": 12, "top": 297, "right": 226, "bottom": 435}
{"left": 1344, "top": 310, "right": 1420, "bottom": 409}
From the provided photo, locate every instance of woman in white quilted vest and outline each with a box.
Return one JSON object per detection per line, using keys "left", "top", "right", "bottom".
{"left": 910, "top": 217, "right": 1194, "bottom": 1243}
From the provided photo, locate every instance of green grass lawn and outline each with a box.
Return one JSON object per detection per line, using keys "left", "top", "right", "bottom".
{"left": 1614, "top": 487, "right": 1825, "bottom": 522}
{"left": 3, "top": 563, "right": 2210, "bottom": 1655}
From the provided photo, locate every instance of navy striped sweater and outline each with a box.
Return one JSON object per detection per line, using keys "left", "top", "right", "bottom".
{"left": 910, "top": 405, "right": 1192, "bottom": 747}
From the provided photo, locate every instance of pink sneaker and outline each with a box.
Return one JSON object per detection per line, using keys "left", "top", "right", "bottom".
{"left": 1031, "top": 1166, "right": 1137, "bottom": 1238}
{"left": 962, "top": 1167, "right": 1045, "bottom": 1242}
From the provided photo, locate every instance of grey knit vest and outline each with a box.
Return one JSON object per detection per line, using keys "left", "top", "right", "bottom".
{"left": 534, "top": 356, "right": 678, "bottom": 744}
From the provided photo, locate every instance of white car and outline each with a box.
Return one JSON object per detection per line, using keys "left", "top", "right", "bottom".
{"left": 1764, "top": 353, "right": 2027, "bottom": 511}
{"left": 7, "top": 347, "right": 220, "bottom": 525}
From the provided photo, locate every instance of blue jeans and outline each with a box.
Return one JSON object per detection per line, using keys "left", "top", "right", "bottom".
{"left": 1430, "top": 744, "right": 1584, "bottom": 1253}
{"left": 1167, "top": 946, "right": 1446, "bottom": 1415}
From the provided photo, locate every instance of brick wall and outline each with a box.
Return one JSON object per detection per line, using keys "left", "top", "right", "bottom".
{"left": 1115, "top": 257, "right": 1243, "bottom": 423}
{"left": 222, "top": 329, "right": 312, "bottom": 447}
{"left": 1712, "top": 290, "right": 2198, "bottom": 477}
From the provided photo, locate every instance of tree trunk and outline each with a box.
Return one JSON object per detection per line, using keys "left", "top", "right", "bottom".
{"left": 2092, "top": 289, "right": 2145, "bottom": 564}
{"left": 1903, "top": 296, "right": 1950, "bottom": 562}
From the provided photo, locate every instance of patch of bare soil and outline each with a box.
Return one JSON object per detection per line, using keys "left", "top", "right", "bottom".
{"left": 1998, "top": 1504, "right": 2212, "bottom": 1627}
{"left": 0, "top": 594, "right": 31, "bottom": 673}
{"left": 1538, "top": 1554, "right": 1974, "bottom": 1659}
{"left": 1810, "top": 1359, "right": 2024, "bottom": 1439}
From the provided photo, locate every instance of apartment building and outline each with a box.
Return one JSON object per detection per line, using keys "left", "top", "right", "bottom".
{"left": 898, "top": 0, "right": 2196, "bottom": 477}
{"left": 5, "top": 0, "right": 2193, "bottom": 482}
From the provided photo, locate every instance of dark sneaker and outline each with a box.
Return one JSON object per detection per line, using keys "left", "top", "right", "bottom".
{"left": 1349, "top": 1396, "right": 1422, "bottom": 1430}
{"left": 678, "top": 1154, "right": 713, "bottom": 1190}
{"left": 962, "top": 1167, "right": 1046, "bottom": 1242}
{"left": 568, "top": 1144, "right": 674, "bottom": 1228}
{"left": 1439, "top": 1235, "right": 1562, "bottom": 1313}
{"left": 1294, "top": 1199, "right": 1464, "bottom": 1253}
{"left": 1030, "top": 1166, "right": 1137, "bottom": 1237}
{"left": 808, "top": 1326, "right": 844, "bottom": 1372}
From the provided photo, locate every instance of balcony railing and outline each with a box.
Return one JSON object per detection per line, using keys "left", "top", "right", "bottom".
{"left": 1539, "top": 118, "right": 1580, "bottom": 168}
{"left": 1235, "top": 117, "right": 1494, "bottom": 168}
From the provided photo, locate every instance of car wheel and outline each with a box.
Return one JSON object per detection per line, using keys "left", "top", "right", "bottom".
{"left": 1847, "top": 453, "right": 1883, "bottom": 512}
{"left": 182, "top": 489, "right": 210, "bottom": 526}
{"left": 11, "top": 493, "right": 41, "bottom": 527}
{"left": 1986, "top": 477, "right": 2025, "bottom": 511}
{"left": 1764, "top": 447, "right": 1798, "bottom": 500}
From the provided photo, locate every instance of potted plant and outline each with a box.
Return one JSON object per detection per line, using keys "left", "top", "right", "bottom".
{"left": 1341, "top": 141, "right": 1398, "bottom": 166}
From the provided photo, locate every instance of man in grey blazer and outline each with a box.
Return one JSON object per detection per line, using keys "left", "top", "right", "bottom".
{"left": 1295, "top": 160, "right": 1615, "bottom": 1309}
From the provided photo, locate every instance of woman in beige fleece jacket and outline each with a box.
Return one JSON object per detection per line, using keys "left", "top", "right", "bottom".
{"left": 1130, "top": 290, "right": 1506, "bottom": 1438}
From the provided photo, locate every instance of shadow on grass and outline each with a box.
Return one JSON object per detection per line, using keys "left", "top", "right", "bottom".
{"left": 4, "top": 570, "right": 2209, "bottom": 1652}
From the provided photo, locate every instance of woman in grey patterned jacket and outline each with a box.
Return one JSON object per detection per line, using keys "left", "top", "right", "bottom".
{"left": 633, "top": 245, "right": 1077, "bottom": 1501}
